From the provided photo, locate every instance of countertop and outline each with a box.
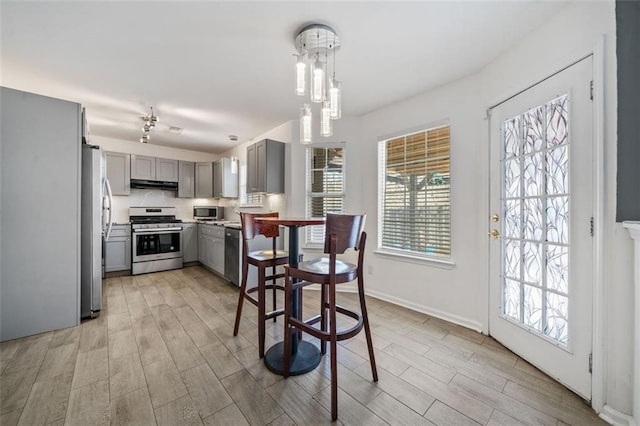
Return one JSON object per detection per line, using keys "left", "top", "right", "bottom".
{"left": 114, "top": 220, "right": 241, "bottom": 229}
{"left": 194, "top": 220, "right": 242, "bottom": 229}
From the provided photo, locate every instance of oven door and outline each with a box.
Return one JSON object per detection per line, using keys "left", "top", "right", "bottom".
{"left": 132, "top": 227, "right": 183, "bottom": 262}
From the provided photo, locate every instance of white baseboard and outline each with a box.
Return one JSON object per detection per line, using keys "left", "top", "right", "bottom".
{"left": 364, "top": 288, "right": 484, "bottom": 333}
{"left": 599, "top": 404, "right": 634, "bottom": 426}
{"left": 311, "top": 285, "right": 484, "bottom": 332}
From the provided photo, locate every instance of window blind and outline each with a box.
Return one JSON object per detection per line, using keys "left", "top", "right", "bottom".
{"left": 306, "top": 146, "right": 345, "bottom": 244}
{"left": 378, "top": 126, "right": 451, "bottom": 257}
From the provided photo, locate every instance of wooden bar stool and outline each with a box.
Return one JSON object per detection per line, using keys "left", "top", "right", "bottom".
{"left": 282, "top": 213, "right": 378, "bottom": 421}
{"left": 233, "top": 212, "right": 288, "bottom": 358}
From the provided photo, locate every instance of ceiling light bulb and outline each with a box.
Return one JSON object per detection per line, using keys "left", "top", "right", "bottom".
{"left": 321, "top": 101, "right": 333, "bottom": 137}
{"left": 295, "top": 54, "right": 306, "bottom": 96}
{"left": 142, "top": 124, "right": 152, "bottom": 132}
{"left": 329, "top": 79, "right": 342, "bottom": 120}
{"left": 311, "top": 58, "right": 324, "bottom": 103}
{"left": 300, "top": 104, "right": 312, "bottom": 144}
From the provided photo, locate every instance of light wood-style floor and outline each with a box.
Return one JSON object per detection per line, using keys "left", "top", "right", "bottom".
{"left": 0, "top": 266, "right": 606, "bottom": 425}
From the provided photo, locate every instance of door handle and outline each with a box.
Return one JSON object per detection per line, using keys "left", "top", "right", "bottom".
{"left": 488, "top": 229, "right": 500, "bottom": 239}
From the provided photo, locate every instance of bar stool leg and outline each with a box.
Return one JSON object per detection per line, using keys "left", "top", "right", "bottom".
{"left": 283, "top": 268, "right": 292, "bottom": 378}
{"left": 358, "top": 275, "right": 378, "bottom": 382}
{"left": 320, "top": 283, "right": 327, "bottom": 355}
{"left": 329, "top": 280, "right": 338, "bottom": 422}
{"left": 233, "top": 260, "right": 249, "bottom": 336}
{"left": 272, "top": 264, "right": 277, "bottom": 322}
{"left": 258, "top": 266, "right": 266, "bottom": 358}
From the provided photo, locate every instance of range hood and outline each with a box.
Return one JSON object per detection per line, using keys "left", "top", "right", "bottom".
{"left": 130, "top": 179, "right": 178, "bottom": 191}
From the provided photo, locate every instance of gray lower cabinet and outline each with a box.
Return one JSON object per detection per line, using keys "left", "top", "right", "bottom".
{"left": 105, "top": 225, "right": 131, "bottom": 272}
{"left": 195, "top": 162, "right": 213, "bottom": 198}
{"left": 104, "top": 151, "right": 130, "bottom": 195}
{"left": 198, "top": 224, "right": 224, "bottom": 275}
{"left": 246, "top": 139, "right": 285, "bottom": 193}
{"left": 182, "top": 223, "right": 198, "bottom": 262}
{"left": 178, "top": 160, "right": 195, "bottom": 198}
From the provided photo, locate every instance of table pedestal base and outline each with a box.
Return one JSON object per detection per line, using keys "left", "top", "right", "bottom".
{"left": 264, "top": 341, "right": 321, "bottom": 376}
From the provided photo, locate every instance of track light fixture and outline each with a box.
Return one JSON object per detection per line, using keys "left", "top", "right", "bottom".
{"left": 139, "top": 107, "right": 159, "bottom": 143}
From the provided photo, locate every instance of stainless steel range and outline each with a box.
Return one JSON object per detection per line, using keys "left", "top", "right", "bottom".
{"left": 130, "top": 207, "right": 183, "bottom": 275}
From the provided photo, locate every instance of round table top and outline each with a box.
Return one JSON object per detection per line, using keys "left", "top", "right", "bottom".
{"left": 255, "top": 217, "right": 325, "bottom": 227}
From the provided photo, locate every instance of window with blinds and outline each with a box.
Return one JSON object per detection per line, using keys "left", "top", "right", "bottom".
{"left": 306, "top": 145, "right": 345, "bottom": 245}
{"left": 378, "top": 125, "right": 451, "bottom": 257}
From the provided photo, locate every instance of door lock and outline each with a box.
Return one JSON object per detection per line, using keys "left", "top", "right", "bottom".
{"left": 488, "top": 229, "right": 500, "bottom": 239}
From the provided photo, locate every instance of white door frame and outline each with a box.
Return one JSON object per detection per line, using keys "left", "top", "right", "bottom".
{"left": 484, "top": 38, "right": 606, "bottom": 413}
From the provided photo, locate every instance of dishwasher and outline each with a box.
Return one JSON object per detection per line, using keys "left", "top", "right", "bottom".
{"left": 224, "top": 227, "right": 240, "bottom": 285}
{"left": 224, "top": 226, "right": 284, "bottom": 286}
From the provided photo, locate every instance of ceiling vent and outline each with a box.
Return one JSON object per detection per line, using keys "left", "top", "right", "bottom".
{"left": 168, "top": 126, "right": 183, "bottom": 135}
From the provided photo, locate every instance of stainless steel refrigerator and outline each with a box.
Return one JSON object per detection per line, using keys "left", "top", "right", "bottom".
{"left": 81, "top": 143, "right": 113, "bottom": 318}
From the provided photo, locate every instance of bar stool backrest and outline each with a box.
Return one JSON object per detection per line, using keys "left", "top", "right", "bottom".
{"left": 324, "top": 213, "right": 366, "bottom": 254}
{"left": 240, "top": 212, "right": 281, "bottom": 241}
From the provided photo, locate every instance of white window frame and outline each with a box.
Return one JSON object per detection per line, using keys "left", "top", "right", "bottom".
{"left": 305, "top": 143, "right": 346, "bottom": 247}
{"left": 376, "top": 122, "right": 452, "bottom": 264}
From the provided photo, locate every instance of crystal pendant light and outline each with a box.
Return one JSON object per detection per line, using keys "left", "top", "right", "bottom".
{"left": 300, "top": 104, "right": 312, "bottom": 144}
{"left": 294, "top": 23, "right": 341, "bottom": 143}
{"left": 295, "top": 54, "right": 306, "bottom": 96}
{"left": 321, "top": 101, "right": 333, "bottom": 137}
{"left": 311, "top": 57, "right": 324, "bottom": 103}
{"left": 329, "top": 79, "right": 341, "bottom": 119}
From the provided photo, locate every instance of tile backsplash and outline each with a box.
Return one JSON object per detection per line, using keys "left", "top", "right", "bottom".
{"left": 110, "top": 190, "right": 286, "bottom": 223}
{"left": 111, "top": 189, "right": 227, "bottom": 223}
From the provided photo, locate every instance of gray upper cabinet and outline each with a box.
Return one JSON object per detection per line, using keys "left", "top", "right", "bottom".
{"left": 246, "top": 143, "right": 258, "bottom": 193}
{"left": 195, "top": 162, "right": 213, "bottom": 198}
{"left": 131, "top": 154, "right": 155, "bottom": 180}
{"left": 213, "top": 158, "right": 239, "bottom": 198}
{"left": 131, "top": 155, "right": 178, "bottom": 182}
{"left": 156, "top": 158, "right": 178, "bottom": 182}
{"left": 105, "top": 151, "right": 130, "bottom": 195}
{"left": 247, "top": 139, "right": 285, "bottom": 193}
{"left": 178, "top": 161, "right": 195, "bottom": 198}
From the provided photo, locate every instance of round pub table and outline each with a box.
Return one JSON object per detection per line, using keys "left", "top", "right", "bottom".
{"left": 255, "top": 217, "right": 325, "bottom": 376}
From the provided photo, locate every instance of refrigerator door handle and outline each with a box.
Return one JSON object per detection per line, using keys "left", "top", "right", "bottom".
{"left": 104, "top": 178, "right": 114, "bottom": 241}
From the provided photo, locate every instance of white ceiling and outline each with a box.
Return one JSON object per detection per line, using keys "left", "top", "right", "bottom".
{"left": 1, "top": 1, "right": 568, "bottom": 154}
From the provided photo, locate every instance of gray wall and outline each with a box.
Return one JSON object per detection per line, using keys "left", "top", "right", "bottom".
{"left": 1, "top": 87, "right": 81, "bottom": 341}
{"left": 616, "top": 0, "right": 640, "bottom": 221}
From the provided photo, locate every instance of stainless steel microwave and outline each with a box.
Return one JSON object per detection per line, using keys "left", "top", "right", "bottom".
{"left": 193, "top": 206, "right": 223, "bottom": 220}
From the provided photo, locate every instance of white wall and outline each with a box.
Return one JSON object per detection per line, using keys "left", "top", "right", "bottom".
{"left": 282, "top": 0, "right": 631, "bottom": 417}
